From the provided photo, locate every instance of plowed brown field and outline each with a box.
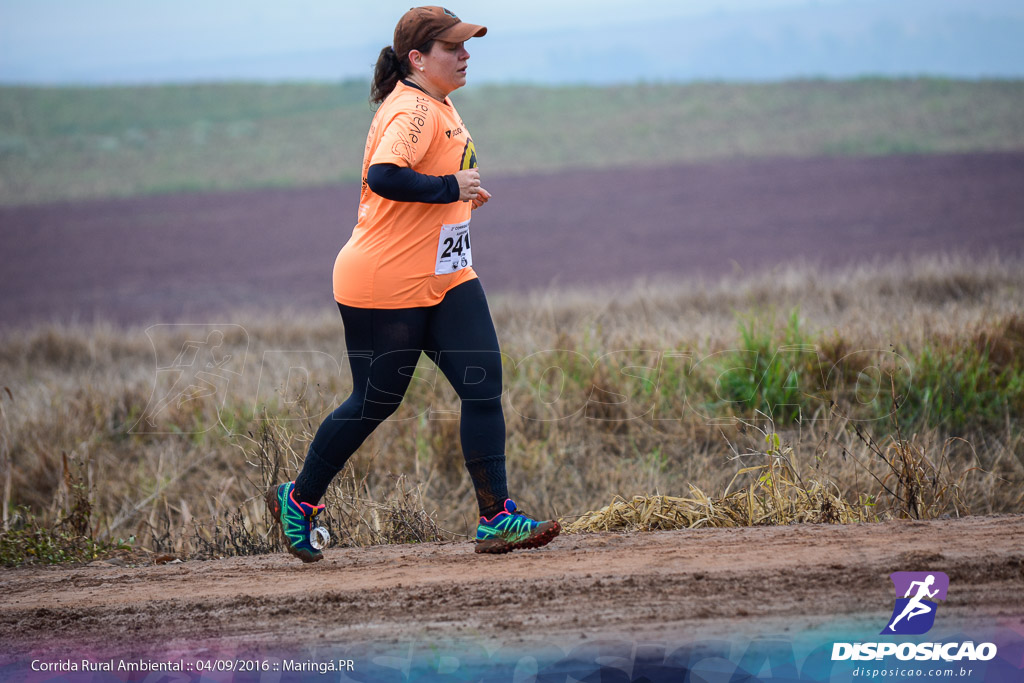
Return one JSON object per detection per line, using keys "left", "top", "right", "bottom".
{"left": 1, "top": 152, "right": 1022, "bottom": 327}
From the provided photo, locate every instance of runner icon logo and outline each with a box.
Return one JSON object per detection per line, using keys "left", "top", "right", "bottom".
{"left": 881, "top": 571, "right": 949, "bottom": 635}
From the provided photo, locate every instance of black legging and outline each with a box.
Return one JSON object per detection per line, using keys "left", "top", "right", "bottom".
{"left": 308, "top": 278, "right": 505, "bottom": 474}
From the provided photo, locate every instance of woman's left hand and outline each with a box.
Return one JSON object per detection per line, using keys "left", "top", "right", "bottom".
{"left": 471, "top": 187, "right": 491, "bottom": 210}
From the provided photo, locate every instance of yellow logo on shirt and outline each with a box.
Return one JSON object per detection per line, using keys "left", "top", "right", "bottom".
{"left": 461, "top": 138, "right": 477, "bottom": 170}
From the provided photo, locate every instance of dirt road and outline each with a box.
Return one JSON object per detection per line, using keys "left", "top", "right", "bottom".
{"left": 2, "top": 515, "right": 1021, "bottom": 668}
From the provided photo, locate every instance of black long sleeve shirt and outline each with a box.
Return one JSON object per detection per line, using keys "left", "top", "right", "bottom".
{"left": 366, "top": 163, "right": 460, "bottom": 203}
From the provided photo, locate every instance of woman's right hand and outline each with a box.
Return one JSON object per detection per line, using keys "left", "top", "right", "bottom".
{"left": 454, "top": 168, "right": 481, "bottom": 201}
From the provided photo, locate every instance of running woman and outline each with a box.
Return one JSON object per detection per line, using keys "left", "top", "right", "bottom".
{"left": 266, "top": 6, "right": 560, "bottom": 562}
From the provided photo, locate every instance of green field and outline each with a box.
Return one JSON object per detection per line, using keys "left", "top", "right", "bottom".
{"left": 2, "top": 78, "right": 1023, "bottom": 205}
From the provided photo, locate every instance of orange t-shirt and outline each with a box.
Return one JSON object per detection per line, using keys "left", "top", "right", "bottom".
{"left": 333, "top": 81, "right": 479, "bottom": 308}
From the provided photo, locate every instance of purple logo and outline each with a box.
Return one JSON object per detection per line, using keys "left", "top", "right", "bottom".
{"left": 881, "top": 571, "right": 949, "bottom": 635}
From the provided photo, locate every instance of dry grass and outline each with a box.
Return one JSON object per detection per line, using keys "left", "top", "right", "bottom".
{"left": 563, "top": 398, "right": 970, "bottom": 534}
{"left": 0, "top": 254, "right": 1021, "bottom": 561}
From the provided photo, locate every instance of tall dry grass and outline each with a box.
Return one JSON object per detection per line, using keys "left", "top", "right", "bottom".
{"left": 0, "top": 255, "right": 1021, "bottom": 561}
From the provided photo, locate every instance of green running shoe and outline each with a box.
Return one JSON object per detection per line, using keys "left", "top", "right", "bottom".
{"left": 265, "top": 482, "right": 328, "bottom": 563}
{"left": 475, "top": 499, "right": 560, "bottom": 554}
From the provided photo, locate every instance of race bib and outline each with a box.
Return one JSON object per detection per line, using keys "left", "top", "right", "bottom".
{"left": 434, "top": 220, "right": 473, "bottom": 275}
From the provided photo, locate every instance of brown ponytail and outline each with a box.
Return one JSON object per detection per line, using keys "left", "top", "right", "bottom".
{"left": 370, "top": 41, "right": 435, "bottom": 105}
{"left": 370, "top": 46, "right": 408, "bottom": 105}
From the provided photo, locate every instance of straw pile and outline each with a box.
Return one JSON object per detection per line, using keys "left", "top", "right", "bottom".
{"left": 561, "top": 464, "right": 864, "bottom": 533}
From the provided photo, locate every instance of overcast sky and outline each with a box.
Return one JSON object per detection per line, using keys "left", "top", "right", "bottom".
{"left": 2, "top": 0, "right": 1023, "bottom": 85}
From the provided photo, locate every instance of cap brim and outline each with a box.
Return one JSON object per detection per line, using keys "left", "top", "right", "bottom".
{"left": 435, "top": 22, "right": 487, "bottom": 43}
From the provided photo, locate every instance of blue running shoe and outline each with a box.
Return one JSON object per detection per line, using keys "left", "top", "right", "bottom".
{"left": 265, "top": 482, "right": 327, "bottom": 563}
{"left": 475, "top": 499, "right": 560, "bottom": 554}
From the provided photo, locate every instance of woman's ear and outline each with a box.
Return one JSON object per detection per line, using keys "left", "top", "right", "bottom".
{"left": 408, "top": 49, "right": 424, "bottom": 72}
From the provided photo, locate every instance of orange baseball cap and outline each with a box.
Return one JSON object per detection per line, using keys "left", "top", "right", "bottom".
{"left": 394, "top": 6, "right": 487, "bottom": 59}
